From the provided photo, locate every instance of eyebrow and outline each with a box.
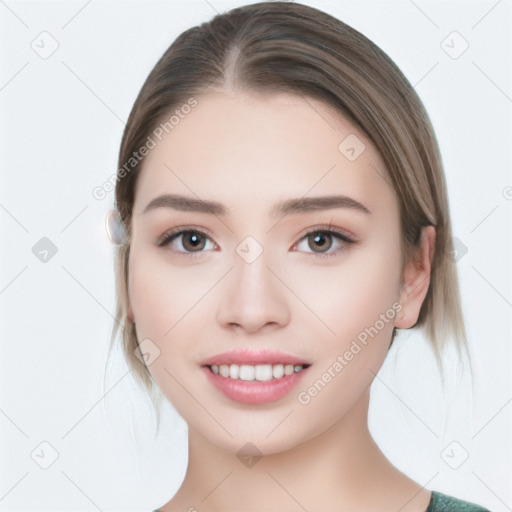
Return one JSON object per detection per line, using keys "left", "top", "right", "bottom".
{"left": 142, "top": 193, "right": 371, "bottom": 217}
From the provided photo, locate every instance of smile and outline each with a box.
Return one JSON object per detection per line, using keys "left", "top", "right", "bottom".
{"left": 208, "top": 363, "right": 309, "bottom": 381}
{"left": 201, "top": 350, "right": 311, "bottom": 404}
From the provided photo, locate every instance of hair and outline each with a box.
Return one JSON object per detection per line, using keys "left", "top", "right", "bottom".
{"left": 107, "top": 1, "right": 471, "bottom": 422}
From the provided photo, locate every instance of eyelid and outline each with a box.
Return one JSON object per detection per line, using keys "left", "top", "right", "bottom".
{"left": 294, "top": 223, "right": 355, "bottom": 243}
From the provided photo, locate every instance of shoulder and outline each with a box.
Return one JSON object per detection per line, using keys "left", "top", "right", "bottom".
{"left": 426, "top": 490, "right": 492, "bottom": 511}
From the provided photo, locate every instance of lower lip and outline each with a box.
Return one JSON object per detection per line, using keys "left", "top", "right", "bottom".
{"left": 202, "top": 366, "right": 309, "bottom": 405}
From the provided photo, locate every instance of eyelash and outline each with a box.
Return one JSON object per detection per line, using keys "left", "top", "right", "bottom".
{"left": 155, "top": 224, "right": 355, "bottom": 260}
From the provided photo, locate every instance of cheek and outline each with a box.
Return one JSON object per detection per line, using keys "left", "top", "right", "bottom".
{"left": 284, "top": 239, "right": 403, "bottom": 348}
{"left": 291, "top": 243, "right": 403, "bottom": 426}
{"left": 128, "top": 253, "right": 186, "bottom": 400}
{"left": 127, "top": 246, "right": 227, "bottom": 421}
{"left": 127, "top": 245, "right": 218, "bottom": 362}
{"left": 129, "top": 245, "right": 196, "bottom": 330}
{"left": 127, "top": 245, "right": 173, "bottom": 354}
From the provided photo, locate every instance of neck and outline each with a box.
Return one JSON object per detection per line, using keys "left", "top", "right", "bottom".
{"left": 167, "top": 390, "right": 428, "bottom": 512}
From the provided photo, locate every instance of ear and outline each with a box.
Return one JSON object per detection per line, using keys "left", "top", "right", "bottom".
{"left": 394, "top": 226, "right": 436, "bottom": 329}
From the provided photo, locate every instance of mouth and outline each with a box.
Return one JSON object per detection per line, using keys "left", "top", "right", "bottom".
{"left": 205, "top": 363, "right": 311, "bottom": 382}
{"left": 201, "top": 350, "right": 311, "bottom": 404}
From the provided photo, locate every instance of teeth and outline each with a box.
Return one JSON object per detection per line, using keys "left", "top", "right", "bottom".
{"left": 273, "top": 364, "right": 284, "bottom": 379}
{"left": 254, "top": 364, "right": 272, "bottom": 381}
{"left": 209, "top": 363, "right": 306, "bottom": 381}
{"left": 229, "top": 364, "right": 239, "bottom": 379}
{"left": 239, "top": 365, "right": 255, "bottom": 381}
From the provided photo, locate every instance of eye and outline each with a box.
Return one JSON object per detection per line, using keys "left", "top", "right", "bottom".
{"left": 156, "top": 227, "right": 216, "bottom": 257}
{"left": 292, "top": 227, "right": 354, "bottom": 259}
{"left": 156, "top": 224, "right": 355, "bottom": 259}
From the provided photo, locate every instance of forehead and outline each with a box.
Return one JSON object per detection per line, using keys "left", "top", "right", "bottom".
{"left": 132, "top": 91, "right": 396, "bottom": 218}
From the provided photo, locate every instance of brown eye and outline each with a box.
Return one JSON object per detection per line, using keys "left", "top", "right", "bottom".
{"left": 293, "top": 228, "right": 354, "bottom": 259}
{"left": 307, "top": 232, "right": 333, "bottom": 253}
{"left": 156, "top": 228, "right": 216, "bottom": 255}
{"left": 180, "top": 231, "right": 207, "bottom": 252}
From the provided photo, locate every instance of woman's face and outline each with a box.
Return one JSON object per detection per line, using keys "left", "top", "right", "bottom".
{"left": 127, "top": 90, "right": 408, "bottom": 454}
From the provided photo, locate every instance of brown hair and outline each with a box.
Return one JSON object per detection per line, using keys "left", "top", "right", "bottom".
{"left": 108, "top": 1, "right": 470, "bottom": 418}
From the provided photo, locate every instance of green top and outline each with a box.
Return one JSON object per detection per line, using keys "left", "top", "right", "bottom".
{"left": 426, "top": 491, "right": 491, "bottom": 511}
{"left": 152, "top": 490, "right": 491, "bottom": 511}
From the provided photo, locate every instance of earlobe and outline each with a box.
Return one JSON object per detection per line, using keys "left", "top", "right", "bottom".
{"left": 394, "top": 225, "right": 436, "bottom": 329}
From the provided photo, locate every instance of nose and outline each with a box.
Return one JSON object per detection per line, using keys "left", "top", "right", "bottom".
{"left": 215, "top": 249, "right": 291, "bottom": 334}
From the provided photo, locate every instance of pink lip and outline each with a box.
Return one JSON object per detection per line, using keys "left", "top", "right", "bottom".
{"left": 202, "top": 365, "right": 310, "bottom": 405}
{"left": 201, "top": 349, "right": 310, "bottom": 366}
{"left": 201, "top": 350, "right": 311, "bottom": 405}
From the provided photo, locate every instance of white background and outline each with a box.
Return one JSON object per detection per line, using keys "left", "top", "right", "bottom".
{"left": 0, "top": 0, "right": 511, "bottom": 510}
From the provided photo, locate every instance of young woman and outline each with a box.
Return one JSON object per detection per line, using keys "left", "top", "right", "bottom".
{"left": 107, "top": 2, "right": 492, "bottom": 510}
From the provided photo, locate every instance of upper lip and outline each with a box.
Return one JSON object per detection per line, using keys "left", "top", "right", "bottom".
{"left": 202, "top": 350, "right": 310, "bottom": 367}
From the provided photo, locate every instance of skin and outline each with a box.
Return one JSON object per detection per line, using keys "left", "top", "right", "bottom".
{"left": 127, "top": 90, "right": 436, "bottom": 512}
